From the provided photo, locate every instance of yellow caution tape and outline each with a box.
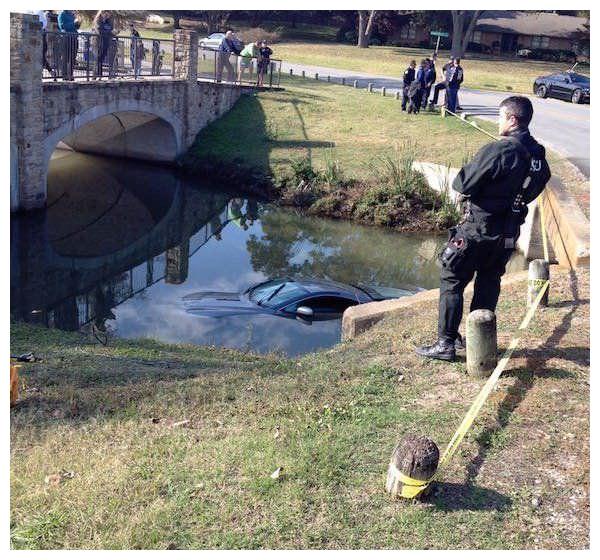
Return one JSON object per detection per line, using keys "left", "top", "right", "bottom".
{"left": 388, "top": 464, "right": 433, "bottom": 499}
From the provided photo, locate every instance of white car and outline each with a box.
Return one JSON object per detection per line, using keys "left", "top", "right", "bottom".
{"left": 199, "top": 33, "right": 225, "bottom": 50}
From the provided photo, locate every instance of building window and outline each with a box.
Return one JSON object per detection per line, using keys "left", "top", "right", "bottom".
{"left": 400, "top": 24, "right": 416, "bottom": 41}
{"left": 471, "top": 30, "right": 482, "bottom": 43}
{"left": 531, "top": 35, "right": 550, "bottom": 48}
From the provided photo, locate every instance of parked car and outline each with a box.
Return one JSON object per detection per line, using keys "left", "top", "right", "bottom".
{"left": 183, "top": 277, "right": 417, "bottom": 321}
{"left": 199, "top": 32, "right": 225, "bottom": 50}
{"left": 533, "top": 72, "right": 590, "bottom": 104}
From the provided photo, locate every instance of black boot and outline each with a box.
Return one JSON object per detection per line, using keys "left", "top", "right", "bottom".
{"left": 455, "top": 333, "right": 465, "bottom": 351}
{"left": 415, "top": 339, "right": 456, "bottom": 361}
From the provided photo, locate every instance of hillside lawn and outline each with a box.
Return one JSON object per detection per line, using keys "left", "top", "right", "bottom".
{"left": 185, "top": 74, "right": 492, "bottom": 181}
{"left": 10, "top": 266, "right": 589, "bottom": 549}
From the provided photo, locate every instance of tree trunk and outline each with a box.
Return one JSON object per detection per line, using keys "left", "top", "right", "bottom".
{"left": 357, "top": 10, "right": 376, "bottom": 48}
{"left": 450, "top": 10, "right": 482, "bottom": 58}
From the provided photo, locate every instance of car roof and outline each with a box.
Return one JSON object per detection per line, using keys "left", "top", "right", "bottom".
{"left": 257, "top": 277, "right": 360, "bottom": 296}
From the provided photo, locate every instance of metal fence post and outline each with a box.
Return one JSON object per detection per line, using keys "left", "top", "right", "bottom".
{"left": 85, "top": 34, "right": 90, "bottom": 80}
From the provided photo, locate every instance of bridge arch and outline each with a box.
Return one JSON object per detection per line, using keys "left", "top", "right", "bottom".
{"left": 44, "top": 99, "right": 184, "bottom": 170}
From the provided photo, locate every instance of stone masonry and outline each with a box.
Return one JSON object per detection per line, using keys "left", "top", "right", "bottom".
{"left": 10, "top": 13, "right": 242, "bottom": 212}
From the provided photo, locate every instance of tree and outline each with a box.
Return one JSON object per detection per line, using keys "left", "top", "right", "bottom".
{"left": 450, "top": 10, "right": 483, "bottom": 58}
{"left": 357, "top": 10, "right": 377, "bottom": 48}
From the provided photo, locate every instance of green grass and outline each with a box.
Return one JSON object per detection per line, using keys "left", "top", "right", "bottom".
{"left": 274, "top": 42, "right": 588, "bottom": 95}
{"left": 10, "top": 267, "right": 589, "bottom": 549}
{"left": 186, "top": 74, "right": 490, "bottom": 181}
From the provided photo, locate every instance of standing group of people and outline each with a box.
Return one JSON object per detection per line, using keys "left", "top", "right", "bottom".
{"left": 216, "top": 30, "right": 274, "bottom": 86}
{"left": 31, "top": 10, "right": 158, "bottom": 81}
{"left": 402, "top": 55, "right": 464, "bottom": 114}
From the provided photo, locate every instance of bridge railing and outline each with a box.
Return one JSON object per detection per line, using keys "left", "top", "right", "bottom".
{"left": 42, "top": 31, "right": 175, "bottom": 81}
{"left": 198, "top": 46, "right": 282, "bottom": 88}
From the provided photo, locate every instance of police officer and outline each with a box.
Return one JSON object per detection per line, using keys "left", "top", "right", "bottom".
{"left": 429, "top": 56, "right": 452, "bottom": 109}
{"left": 445, "top": 57, "right": 464, "bottom": 113}
{"left": 407, "top": 59, "right": 427, "bottom": 114}
{"left": 415, "top": 96, "right": 551, "bottom": 361}
{"left": 422, "top": 57, "right": 436, "bottom": 109}
{"left": 401, "top": 60, "right": 416, "bottom": 111}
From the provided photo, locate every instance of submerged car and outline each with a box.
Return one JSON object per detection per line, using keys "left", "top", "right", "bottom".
{"left": 533, "top": 72, "right": 590, "bottom": 104}
{"left": 183, "top": 277, "right": 417, "bottom": 321}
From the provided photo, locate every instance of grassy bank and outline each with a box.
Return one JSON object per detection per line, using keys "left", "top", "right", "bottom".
{"left": 10, "top": 266, "right": 589, "bottom": 549}
{"left": 182, "top": 74, "right": 494, "bottom": 230}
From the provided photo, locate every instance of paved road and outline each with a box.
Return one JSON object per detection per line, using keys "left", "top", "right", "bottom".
{"left": 281, "top": 62, "right": 590, "bottom": 177}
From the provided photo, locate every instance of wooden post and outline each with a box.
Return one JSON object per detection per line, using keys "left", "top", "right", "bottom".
{"left": 327, "top": 75, "right": 330, "bottom": 82}
{"left": 368, "top": 82, "right": 373, "bottom": 93}
{"left": 10, "top": 364, "right": 21, "bottom": 406}
{"left": 441, "top": 106, "right": 447, "bottom": 118}
{"left": 381, "top": 87, "right": 386, "bottom": 96}
{"left": 301, "top": 70, "right": 305, "bottom": 78}
{"left": 289, "top": 68, "right": 293, "bottom": 76}
{"left": 315, "top": 72, "right": 319, "bottom": 80}
{"left": 466, "top": 310, "right": 497, "bottom": 377}
{"left": 386, "top": 435, "right": 439, "bottom": 499}
{"left": 395, "top": 91, "right": 400, "bottom": 100}
{"left": 341, "top": 77, "right": 345, "bottom": 85}
{"left": 528, "top": 259, "right": 549, "bottom": 308}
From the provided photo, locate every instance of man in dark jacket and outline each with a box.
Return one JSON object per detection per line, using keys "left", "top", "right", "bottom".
{"left": 429, "top": 56, "right": 452, "bottom": 109}
{"left": 446, "top": 57, "right": 464, "bottom": 113}
{"left": 422, "top": 57, "right": 436, "bottom": 109}
{"left": 216, "top": 30, "right": 241, "bottom": 82}
{"left": 407, "top": 59, "right": 427, "bottom": 114}
{"left": 401, "top": 60, "right": 416, "bottom": 111}
{"left": 415, "top": 96, "right": 551, "bottom": 361}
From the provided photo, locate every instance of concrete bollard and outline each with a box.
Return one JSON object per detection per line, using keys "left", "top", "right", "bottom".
{"left": 327, "top": 75, "right": 330, "bottom": 82}
{"left": 528, "top": 259, "right": 549, "bottom": 308}
{"left": 341, "top": 77, "right": 345, "bottom": 85}
{"left": 441, "top": 106, "right": 446, "bottom": 118}
{"left": 353, "top": 80, "right": 358, "bottom": 88}
{"left": 315, "top": 73, "right": 319, "bottom": 80}
{"left": 381, "top": 87, "right": 386, "bottom": 96}
{"left": 301, "top": 70, "right": 305, "bottom": 78}
{"left": 395, "top": 91, "right": 400, "bottom": 100}
{"left": 368, "top": 82, "right": 373, "bottom": 93}
{"left": 466, "top": 309, "right": 497, "bottom": 377}
{"left": 289, "top": 68, "right": 293, "bottom": 76}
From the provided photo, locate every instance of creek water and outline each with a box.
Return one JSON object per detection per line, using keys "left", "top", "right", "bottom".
{"left": 11, "top": 152, "right": 526, "bottom": 356}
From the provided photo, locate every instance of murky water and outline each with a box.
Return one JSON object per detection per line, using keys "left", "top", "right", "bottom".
{"left": 11, "top": 152, "right": 526, "bottom": 356}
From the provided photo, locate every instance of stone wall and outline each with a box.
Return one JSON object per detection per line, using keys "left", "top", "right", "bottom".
{"left": 10, "top": 18, "right": 243, "bottom": 212}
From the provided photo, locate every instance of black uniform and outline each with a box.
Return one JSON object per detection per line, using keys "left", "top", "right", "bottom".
{"left": 402, "top": 66, "right": 415, "bottom": 111}
{"left": 437, "top": 128, "right": 551, "bottom": 343}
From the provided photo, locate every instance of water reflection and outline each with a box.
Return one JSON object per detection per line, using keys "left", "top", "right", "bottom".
{"left": 11, "top": 152, "right": 526, "bottom": 356}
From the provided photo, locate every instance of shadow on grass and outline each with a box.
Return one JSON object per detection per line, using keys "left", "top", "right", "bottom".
{"left": 424, "top": 481, "right": 512, "bottom": 512}
{"left": 466, "top": 269, "right": 585, "bottom": 485}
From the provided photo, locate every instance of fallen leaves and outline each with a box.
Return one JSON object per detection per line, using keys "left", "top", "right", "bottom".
{"left": 44, "top": 470, "right": 76, "bottom": 486}
{"left": 270, "top": 467, "right": 283, "bottom": 480}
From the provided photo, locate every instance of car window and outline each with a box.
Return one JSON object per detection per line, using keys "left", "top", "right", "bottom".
{"left": 263, "top": 284, "right": 308, "bottom": 308}
{"left": 284, "top": 296, "right": 358, "bottom": 314}
{"left": 570, "top": 74, "right": 589, "bottom": 84}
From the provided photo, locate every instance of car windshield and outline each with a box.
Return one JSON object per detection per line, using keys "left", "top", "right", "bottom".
{"left": 263, "top": 283, "right": 309, "bottom": 308}
{"left": 247, "top": 279, "right": 286, "bottom": 304}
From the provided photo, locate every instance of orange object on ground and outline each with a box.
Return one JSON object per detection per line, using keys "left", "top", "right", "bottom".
{"left": 10, "top": 364, "right": 21, "bottom": 406}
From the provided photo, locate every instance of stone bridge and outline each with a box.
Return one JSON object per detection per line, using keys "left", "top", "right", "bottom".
{"left": 10, "top": 13, "right": 242, "bottom": 212}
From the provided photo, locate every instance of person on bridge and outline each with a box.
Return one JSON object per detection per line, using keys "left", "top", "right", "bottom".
{"left": 256, "top": 40, "right": 273, "bottom": 87}
{"left": 57, "top": 10, "right": 80, "bottom": 81}
{"left": 93, "top": 11, "right": 115, "bottom": 78}
{"left": 401, "top": 60, "right": 416, "bottom": 111}
{"left": 415, "top": 96, "right": 551, "bottom": 361}
{"left": 217, "top": 30, "right": 241, "bottom": 83}
{"left": 238, "top": 41, "right": 260, "bottom": 84}
{"left": 129, "top": 23, "right": 145, "bottom": 77}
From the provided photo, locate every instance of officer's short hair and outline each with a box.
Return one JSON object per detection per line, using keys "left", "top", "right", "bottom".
{"left": 500, "top": 96, "right": 534, "bottom": 127}
{"left": 410, "top": 59, "right": 416, "bottom": 66}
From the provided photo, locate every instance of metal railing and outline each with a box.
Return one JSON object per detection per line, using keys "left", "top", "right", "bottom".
{"left": 42, "top": 31, "right": 175, "bottom": 81}
{"left": 198, "top": 46, "right": 282, "bottom": 87}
